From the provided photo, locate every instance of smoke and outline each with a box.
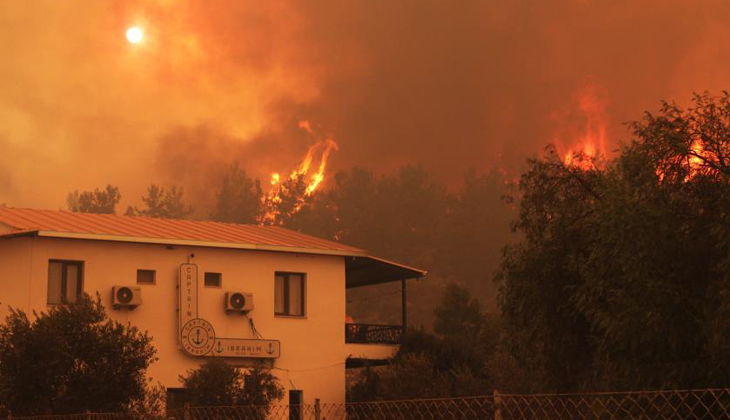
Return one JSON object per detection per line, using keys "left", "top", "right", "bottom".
{"left": 1, "top": 0, "right": 729, "bottom": 209}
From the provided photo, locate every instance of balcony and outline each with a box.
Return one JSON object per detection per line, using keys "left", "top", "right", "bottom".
{"left": 344, "top": 255, "right": 425, "bottom": 368}
{"left": 345, "top": 323, "right": 404, "bottom": 345}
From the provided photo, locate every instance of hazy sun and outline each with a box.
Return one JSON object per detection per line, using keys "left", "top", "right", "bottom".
{"left": 126, "top": 27, "right": 144, "bottom": 44}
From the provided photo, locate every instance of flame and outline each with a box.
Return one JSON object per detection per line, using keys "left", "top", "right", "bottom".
{"left": 261, "top": 120, "right": 339, "bottom": 224}
{"left": 557, "top": 85, "right": 608, "bottom": 171}
{"left": 305, "top": 139, "right": 338, "bottom": 195}
{"left": 687, "top": 139, "right": 704, "bottom": 178}
{"left": 656, "top": 136, "right": 710, "bottom": 182}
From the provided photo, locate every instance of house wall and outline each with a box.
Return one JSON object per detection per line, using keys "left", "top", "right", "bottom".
{"left": 0, "top": 236, "right": 348, "bottom": 404}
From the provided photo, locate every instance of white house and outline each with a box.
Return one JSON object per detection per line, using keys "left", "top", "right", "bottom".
{"left": 0, "top": 207, "right": 425, "bottom": 407}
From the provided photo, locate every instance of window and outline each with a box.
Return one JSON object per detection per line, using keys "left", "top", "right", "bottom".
{"left": 137, "top": 269, "right": 156, "bottom": 284}
{"left": 275, "top": 272, "right": 305, "bottom": 317}
{"left": 204, "top": 272, "right": 222, "bottom": 287}
{"left": 48, "top": 260, "right": 83, "bottom": 305}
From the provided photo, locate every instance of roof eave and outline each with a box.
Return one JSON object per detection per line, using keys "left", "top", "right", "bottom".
{"left": 0, "top": 229, "right": 39, "bottom": 239}
{"left": 34, "top": 230, "right": 368, "bottom": 257}
{"left": 345, "top": 255, "right": 427, "bottom": 288}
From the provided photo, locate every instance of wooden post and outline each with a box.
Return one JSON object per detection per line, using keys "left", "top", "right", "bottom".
{"left": 493, "top": 390, "right": 502, "bottom": 420}
{"left": 314, "top": 398, "right": 321, "bottom": 420}
{"left": 401, "top": 279, "right": 407, "bottom": 333}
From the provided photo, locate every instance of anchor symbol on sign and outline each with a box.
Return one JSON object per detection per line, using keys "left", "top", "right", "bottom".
{"left": 216, "top": 341, "right": 223, "bottom": 354}
{"left": 266, "top": 343, "right": 275, "bottom": 355}
{"left": 192, "top": 329, "right": 203, "bottom": 345}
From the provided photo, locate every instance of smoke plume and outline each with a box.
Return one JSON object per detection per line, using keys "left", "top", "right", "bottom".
{"left": 1, "top": 0, "right": 728, "bottom": 210}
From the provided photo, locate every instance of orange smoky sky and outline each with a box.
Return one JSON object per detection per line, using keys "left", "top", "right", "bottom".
{"left": 0, "top": 0, "right": 728, "bottom": 210}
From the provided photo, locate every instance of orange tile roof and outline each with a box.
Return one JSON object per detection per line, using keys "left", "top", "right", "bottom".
{"left": 0, "top": 207, "right": 365, "bottom": 256}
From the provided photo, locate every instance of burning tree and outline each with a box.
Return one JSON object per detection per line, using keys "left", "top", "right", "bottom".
{"left": 497, "top": 92, "right": 730, "bottom": 392}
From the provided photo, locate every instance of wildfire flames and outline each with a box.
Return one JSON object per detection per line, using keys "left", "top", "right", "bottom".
{"left": 262, "top": 120, "right": 339, "bottom": 224}
{"left": 656, "top": 136, "right": 712, "bottom": 182}
{"left": 558, "top": 86, "right": 608, "bottom": 171}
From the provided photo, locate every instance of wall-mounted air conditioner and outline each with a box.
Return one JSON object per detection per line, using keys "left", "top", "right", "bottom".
{"left": 112, "top": 286, "right": 142, "bottom": 309}
{"left": 225, "top": 292, "right": 254, "bottom": 313}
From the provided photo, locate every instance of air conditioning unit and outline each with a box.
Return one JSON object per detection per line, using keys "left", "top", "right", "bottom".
{"left": 112, "top": 286, "right": 142, "bottom": 309}
{"left": 225, "top": 292, "right": 254, "bottom": 313}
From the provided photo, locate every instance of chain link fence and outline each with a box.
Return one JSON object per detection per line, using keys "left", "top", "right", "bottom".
{"left": 9, "top": 388, "right": 730, "bottom": 420}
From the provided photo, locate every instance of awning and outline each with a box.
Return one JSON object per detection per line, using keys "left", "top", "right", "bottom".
{"left": 345, "top": 255, "right": 426, "bottom": 288}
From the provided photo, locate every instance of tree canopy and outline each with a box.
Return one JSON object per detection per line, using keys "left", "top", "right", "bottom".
{"left": 67, "top": 185, "right": 121, "bottom": 214}
{"left": 126, "top": 184, "right": 194, "bottom": 219}
{"left": 497, "top": 92, "right": 730, "bottom": 392}
{"left": 210, "top": 163, "right": 263, "bottom": 225}
{"left": 0, "top": 294, "right": 157, "bottom": 415}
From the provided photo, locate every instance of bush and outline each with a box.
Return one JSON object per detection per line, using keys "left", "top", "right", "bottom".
{"left": 180, "top": 359, "right": 283, "bottom": 408}
{"left": 0, "top": 294, "right": 157, "bottom": 415}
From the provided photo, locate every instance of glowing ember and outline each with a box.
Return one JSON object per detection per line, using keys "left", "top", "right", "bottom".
{"left": 126, "top": 27, "right": 144, "bottom": 44}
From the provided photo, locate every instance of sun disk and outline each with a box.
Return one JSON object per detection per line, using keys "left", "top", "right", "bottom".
{"left": 126, "top": 27, "right": 144, "bottom": 44}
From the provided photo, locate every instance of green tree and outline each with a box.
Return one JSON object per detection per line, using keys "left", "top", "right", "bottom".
{"left": 497, "top": 92, "right": 730, "bottom": 392}
{"left": 0, "top": 294, "right": 156, "bottom": 415}
{"left": 67, "top": 184, "right": 121, "bottom": 214}
{"left": 179, "top": 359, "right": 283, "bottom": 408}
{"left": 211, "top": 163, "right": 263, "bottom": 224}
{"left": 126, "top": 184, "right": 194, "bottom": 219}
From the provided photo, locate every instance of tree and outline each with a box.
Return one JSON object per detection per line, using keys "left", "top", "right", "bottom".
{"left": 0, "top": 294, "right": 156, "bottom": 415}
{"left": 497, "top": 92, "right": 730, "bottom": 392}
{"left": 434, "top": 283, "right": 484, "bottom": 341}
{"left": 126, "top": 184, "right": 194, "bottom": 219}
{"left": 67, "top": 184, "right": 121, "bottom": 214}
{"left": 179, "top": 359, "right": 283, "bottom": 408}
{"left": 211, "top": 163, "right": 263, "bottom": 224}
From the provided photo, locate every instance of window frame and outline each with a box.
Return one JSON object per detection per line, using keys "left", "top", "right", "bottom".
{"left": 47, "top": 259, "right": 84, "bottom": 305}
{"left": 275, "top": 272, "right": 306, "bottom": 318}
{"left": 204, "top": 272, "right": 222, "bottom": 288}
{"left": 136, "top": 269, "right": 156, "bottom": 285}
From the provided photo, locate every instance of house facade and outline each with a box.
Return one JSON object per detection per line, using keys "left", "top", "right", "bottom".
{"left": 0, "top": 207, "right": 424, "bottom": 406}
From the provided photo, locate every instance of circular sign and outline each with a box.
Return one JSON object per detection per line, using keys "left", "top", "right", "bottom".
{"left": 180, "top": 318, "right": 216, "bottom": 356}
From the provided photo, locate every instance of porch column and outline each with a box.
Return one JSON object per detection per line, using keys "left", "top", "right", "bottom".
{"left": 401, "top": 279, "right": 407, "bottom": 333}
